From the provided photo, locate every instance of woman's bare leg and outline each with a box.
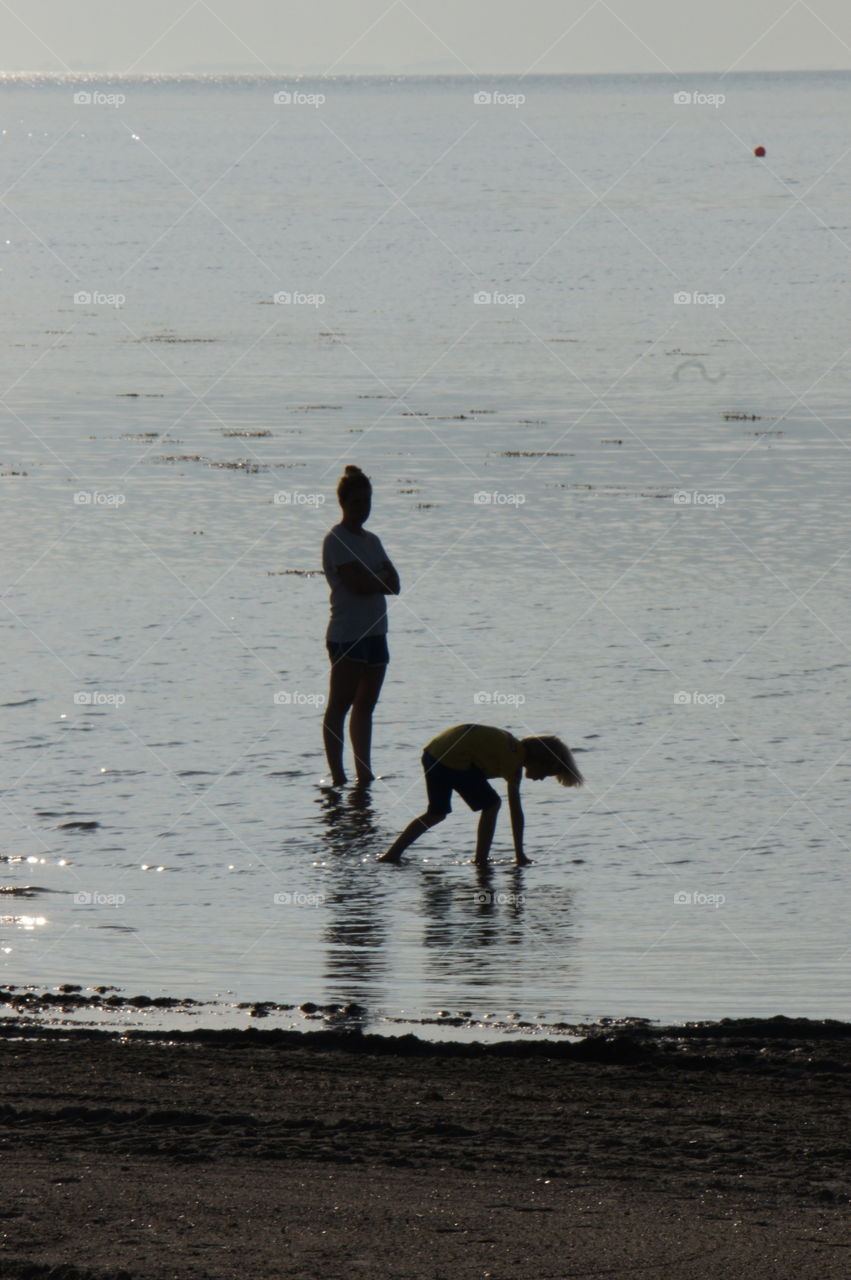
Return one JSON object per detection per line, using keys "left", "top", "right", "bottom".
{"left": 349, "top": 663, "right": 387, "bottom": 785}
{"left": 322, "top": 658, "right": 362, "bottom": 785}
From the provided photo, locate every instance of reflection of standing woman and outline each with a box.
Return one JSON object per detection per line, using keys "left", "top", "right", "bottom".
{"left": 322, "top": 465, "right": 400, "bottom": 787}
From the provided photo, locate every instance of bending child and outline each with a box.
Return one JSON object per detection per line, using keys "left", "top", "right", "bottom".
{"left": 378, "top": 723, "right": 583, "bottom": 866}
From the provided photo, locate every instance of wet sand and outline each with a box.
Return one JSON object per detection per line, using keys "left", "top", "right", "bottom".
{"left": 1, "top": 1017, "right": 849, "bottom": 1279}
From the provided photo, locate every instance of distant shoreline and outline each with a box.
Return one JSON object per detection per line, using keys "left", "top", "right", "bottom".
{"left": 3, "top": 68, "right": 851, "bottom": 83}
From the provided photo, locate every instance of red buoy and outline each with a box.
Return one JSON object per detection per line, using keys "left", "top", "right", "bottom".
{"left": 754, "top": 145, "right": 766, "bottom": 157}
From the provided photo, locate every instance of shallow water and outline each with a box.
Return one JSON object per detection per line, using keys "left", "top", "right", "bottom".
{"left": 1, "top": 72, "right": 849, "bottom": 1029}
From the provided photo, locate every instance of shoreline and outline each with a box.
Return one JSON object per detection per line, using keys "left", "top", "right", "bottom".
{"left": 1, "top": 1015, "right": 848, "bottom": 1279}
{"left": 5, "top": 983, "right": 850, "bottom": 1045}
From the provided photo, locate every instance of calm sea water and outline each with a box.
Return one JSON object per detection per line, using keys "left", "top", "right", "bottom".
{"left": 1, "top": 72, "right": 849, "bottom": 1034}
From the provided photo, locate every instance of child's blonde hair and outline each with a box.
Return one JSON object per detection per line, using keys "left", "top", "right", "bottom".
{"left": 522, "top": 735, "right": 584, "bottom": 788}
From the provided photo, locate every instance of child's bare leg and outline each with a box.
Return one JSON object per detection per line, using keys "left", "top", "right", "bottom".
{"left": 378, "top": 811, "right": 444, "bottom": 863}
{"left": 349, "top": 664, "right": 386, "bottom": 785}
{"left": 474, "top": 798, "right": 501, "bottom": 865}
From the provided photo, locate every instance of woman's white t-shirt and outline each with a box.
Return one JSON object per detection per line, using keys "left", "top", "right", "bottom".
{"left": 322, "top": 524, "right": 391, "bottom": 642}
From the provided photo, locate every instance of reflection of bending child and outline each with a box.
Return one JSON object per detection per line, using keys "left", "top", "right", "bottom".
{"left": 378, "top": 723, "right": 583, "bottom": 866}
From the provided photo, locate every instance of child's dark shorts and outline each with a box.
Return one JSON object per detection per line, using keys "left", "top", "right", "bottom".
{"left": 422, "top": 750, "right": 500, "bottom": 816}
{"left": 327, "top": 635, "right": 389, "bottom": 666}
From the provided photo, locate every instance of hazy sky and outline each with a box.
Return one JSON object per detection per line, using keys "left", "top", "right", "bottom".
{"left": 2, "top": 0, "right": 851, "bottom": 75}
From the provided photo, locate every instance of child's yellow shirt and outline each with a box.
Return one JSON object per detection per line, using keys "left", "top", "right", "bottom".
{"left": 425, "top": 724, "right": 525, "bottom": 781}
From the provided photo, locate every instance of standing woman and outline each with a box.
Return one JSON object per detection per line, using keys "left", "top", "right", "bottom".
{"left": 322, "top": 465, "right": 400, "bottom": 787}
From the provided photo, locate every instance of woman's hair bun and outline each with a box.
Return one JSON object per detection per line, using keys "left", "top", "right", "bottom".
{"left": 337, "top": 463, "right": 372, "bottom": 504}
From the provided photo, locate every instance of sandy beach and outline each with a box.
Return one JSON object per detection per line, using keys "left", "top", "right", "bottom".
{"left": 1, "top": 1015, "right": 848, "bottom": 1279}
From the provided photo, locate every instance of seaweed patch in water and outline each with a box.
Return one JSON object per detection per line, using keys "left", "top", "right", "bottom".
{"left": 154, "top": 454, "right": 208, "bottom": 463}
{"left": 136, "top": 334, "right": 218, "bottom": 343}
{"left": 268, "top": 569, "right": 323, "bottom": 577}
{"left": 209, "top": 460, "right": 268, "bottom": 472}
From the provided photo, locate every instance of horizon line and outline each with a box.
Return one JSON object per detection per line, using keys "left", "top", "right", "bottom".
{"left": 2, "top": 66, "right": 851, "bottom": 81}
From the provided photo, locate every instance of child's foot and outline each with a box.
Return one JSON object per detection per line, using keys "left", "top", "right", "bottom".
{"left": 355, "top": 771, "right": 375, "bottom": 787}
{"left": 320, "top": 774, "right": 347, "bottom": 788}
{"left": 377, "top": 850, "right": 400, "bottom": 863}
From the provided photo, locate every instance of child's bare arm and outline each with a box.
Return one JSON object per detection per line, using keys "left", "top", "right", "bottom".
{"left": 507, "top": 777, "right": 529, "bottom": 865}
